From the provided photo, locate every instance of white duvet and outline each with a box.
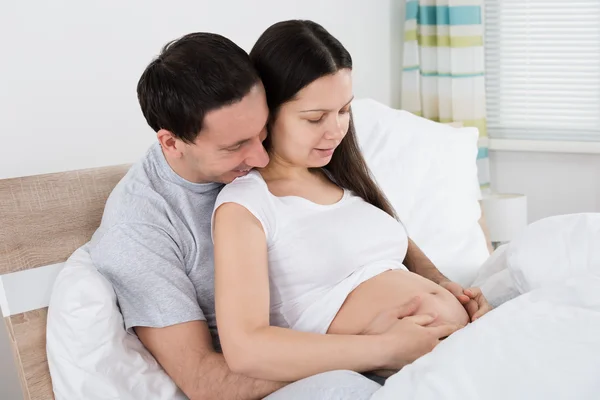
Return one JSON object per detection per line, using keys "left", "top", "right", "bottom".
{"left": 371, "top": 213, "right": 600, "bottom": 400}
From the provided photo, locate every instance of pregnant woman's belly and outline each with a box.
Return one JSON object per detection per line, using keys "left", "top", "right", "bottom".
{"left": 327, "top": 269, "right": 469, "bottom": 335}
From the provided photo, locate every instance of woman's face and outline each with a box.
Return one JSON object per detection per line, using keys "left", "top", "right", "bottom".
{"left": 269, "top": 68, "right": 353, "bottom": 168}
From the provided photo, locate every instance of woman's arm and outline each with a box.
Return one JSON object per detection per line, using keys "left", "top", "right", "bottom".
{"left": 213, "top": 202, "right": 388, "bottom": 381}
{"left": 213, "top": 202, "right": 460, "bottom": 382}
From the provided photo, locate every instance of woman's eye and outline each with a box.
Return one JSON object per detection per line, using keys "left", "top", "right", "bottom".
{"left": 339, "top": 108, "right": 350, "bottom": 115}
{"left": 308, "top": 116, "right": 324, "bottom": 124}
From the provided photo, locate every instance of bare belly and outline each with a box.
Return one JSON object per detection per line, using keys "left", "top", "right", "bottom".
{"left": 327, "top": 269, "right": 469, "bottom": 335}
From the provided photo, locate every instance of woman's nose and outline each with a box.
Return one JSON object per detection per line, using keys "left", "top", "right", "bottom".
{"left": 324, "top": 117, "right": 345, "bottom": 140}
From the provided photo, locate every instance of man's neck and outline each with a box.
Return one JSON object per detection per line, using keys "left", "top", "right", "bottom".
{"left": 161, "top": 147, "right": 212, "bottom": 184}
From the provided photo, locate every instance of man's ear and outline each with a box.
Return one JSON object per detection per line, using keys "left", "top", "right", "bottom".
{"left": 157, "top": 129, "right": 183, "bottom": 158}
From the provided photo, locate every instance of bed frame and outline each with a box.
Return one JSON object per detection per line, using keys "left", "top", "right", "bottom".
{"left": 0, "top": 165, "right": 131, "bottom": 399}
{"left": 0, "top": 164, "right": 492, "bottom": 399}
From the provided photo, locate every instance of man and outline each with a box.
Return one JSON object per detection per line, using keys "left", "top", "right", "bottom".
{"left": 90, "top": 32, "right": 490, "bottom": 400}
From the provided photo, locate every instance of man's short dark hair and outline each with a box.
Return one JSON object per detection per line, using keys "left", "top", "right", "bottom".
{"left": 137, "top": 32, "right": 260, "bottom": 143}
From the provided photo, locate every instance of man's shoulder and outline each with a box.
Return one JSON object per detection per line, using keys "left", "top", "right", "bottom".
{"left": 104, "top": 163, "right": 165, "bottom": 220}
{"left": 92, "top": 146, "right": 177, "bottom": 241}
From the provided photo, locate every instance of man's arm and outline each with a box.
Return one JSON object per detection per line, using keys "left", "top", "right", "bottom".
{"left": 403, "top": 238, "right": 493, "bottom": 320}
{"left": 91, "top": 223, "right": 284, "bottom": 400}
{"left": 403, "top": 238, "right": 450, "bottom": 284}
{"left": 135, "top": 321, "right": 286, "bottom": 400}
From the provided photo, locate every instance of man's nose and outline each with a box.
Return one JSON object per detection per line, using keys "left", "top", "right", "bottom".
{"left": 246, "top": 139, "right": 270, "bottom": 168}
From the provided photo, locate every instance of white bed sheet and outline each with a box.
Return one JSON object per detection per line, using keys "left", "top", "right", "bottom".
{"left": 372, "top": 213, "right": 600, "bottom": 400}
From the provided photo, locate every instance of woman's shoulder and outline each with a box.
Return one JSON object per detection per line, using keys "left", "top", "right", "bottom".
{"left": 213, "top": 170, "right": 277, "bottom": 239}
{"left": 215, "top": 170, "right": 272, "bottom": 205}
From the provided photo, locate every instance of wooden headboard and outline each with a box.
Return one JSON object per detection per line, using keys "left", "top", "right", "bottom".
{"left": 0, "top": 164, "right": 131, "bottom": 400}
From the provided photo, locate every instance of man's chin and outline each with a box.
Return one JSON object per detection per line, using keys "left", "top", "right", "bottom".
{"left": 222, "top": 169, "right": 252, "bottom": 183}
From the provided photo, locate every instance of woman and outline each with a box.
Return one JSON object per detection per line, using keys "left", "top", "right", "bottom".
{"left": 212, "top": 20, "right": 491, "bottom": 382}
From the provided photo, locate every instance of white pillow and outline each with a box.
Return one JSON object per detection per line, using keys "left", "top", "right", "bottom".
{"left": 46, "top": 245, "right": 186, "bottom": 400}
{"left": 352, "top": 98, "right": 489, "bottom": 286}
{"left": 472, "top": 213, "right": 600, "bottom": 309}
{"left": 506, "top": 213, "right": 600, "bottom": 293}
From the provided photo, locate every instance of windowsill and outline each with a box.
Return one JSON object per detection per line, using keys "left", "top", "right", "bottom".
{"left": 478, "top": 138, "right": 600, "bottom": 155}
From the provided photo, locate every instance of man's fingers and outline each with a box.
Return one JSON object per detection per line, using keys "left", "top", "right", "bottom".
{"left": 404, "top": 313, "right": 437, "bottom": 326}
{"left": 465, "top": 288, "right": 492, "bottom": 321}
{"left": 466, "top": 299, "right": 479, "bottom": 320}
{"left": 394, "top": 296, "right": 421, "bottom": 318}
{"left": 442, "top": 282, "right": 471, "bottom": 304}
{"left": 446, "top": 285, "right": 464, "bottom": 298}
{"left": 472, "top": 304, "right": 492, "bottom": 321}
{"left": 457, "top": 294, "right": 471, "bottom": 304}
{"left": 464, "top": 287, "right": 481, "bottom": 298}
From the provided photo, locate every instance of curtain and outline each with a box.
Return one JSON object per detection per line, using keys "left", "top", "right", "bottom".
{"left": 402, "top": 0, "right": 489, "bottom": 190}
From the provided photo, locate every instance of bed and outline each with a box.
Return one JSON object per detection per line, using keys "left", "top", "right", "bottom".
{"left": 0, "top": 164, "right": 495, "bottom": 400}
{"left": 5, "top": 165, "right": 600, "bottom": 400}
{"left": 0, "top": 100, "right": 497, "bottom": 399}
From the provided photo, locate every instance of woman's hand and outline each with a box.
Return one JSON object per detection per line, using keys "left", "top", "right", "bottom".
{"left": 360, "top": 296, "right": 422, "bottom": 335}
{"left": 440, "top": 281, "right": 493, "bottom": 322}
{"left": 378, "top": 314, "right": 461, "bottom": 371}
{"left": 360, "top": 296, "right": 461, "bottom": 374}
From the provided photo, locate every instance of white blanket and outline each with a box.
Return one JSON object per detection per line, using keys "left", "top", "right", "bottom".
{"left": 371, "top": 213, "right": 600, "bottom": 400}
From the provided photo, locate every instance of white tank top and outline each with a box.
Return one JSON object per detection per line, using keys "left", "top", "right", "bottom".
{"left": 212, "top": 170, "right": 409, "bottom": 333}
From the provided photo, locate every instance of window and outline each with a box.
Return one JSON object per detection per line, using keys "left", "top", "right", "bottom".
{"left": 484, "top": 0, "right": 600, "bottom": 141}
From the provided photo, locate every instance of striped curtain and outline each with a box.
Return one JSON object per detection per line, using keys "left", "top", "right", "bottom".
{"left": 402, "top": 0, "right": 490, "bottom": 190}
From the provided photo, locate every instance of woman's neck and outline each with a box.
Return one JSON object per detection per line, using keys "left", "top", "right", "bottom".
{"left": 260, "top": 153, "right": 319, "bottom": 183}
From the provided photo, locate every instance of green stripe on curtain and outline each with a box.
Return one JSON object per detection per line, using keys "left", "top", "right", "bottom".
{"left": 405, "top": 30, "right": 484, "bottom": 47}
{"left": 420, "top": 71, "right": 484, "bottom": 78}
{"left": 430, "top": 118, "right": 487, "bottom": 137}
{"left": 463, "top": 119, "right": 487, "bottom": 138}
{"left": 402, "top": 66, "right": 484, "bottom": 78}
{"left": 405, "top": 29, "right": 418, "bottom": 42}
{"left": 417, "top": 33, "right": 483, "bottom": 48}
{"left": 403, "top": 65, "right": 420, "bottom": 72}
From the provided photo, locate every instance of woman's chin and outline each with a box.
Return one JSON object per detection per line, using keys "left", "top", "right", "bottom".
{"left": 309, "top": 155, "right": 334, "bottom": 168}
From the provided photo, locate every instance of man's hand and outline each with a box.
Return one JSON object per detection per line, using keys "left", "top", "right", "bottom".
{"left": 440, "top": 281, "right": 493, "bottom": 322}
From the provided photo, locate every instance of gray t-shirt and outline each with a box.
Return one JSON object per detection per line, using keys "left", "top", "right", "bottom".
{"left": 89, "top": 142, "right": 224, "bottom": 350}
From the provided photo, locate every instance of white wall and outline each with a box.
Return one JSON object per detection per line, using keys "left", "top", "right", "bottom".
{"left": 490, "top": 151, "right": 600, "bottom": 223}
{"left": 0, "top": 0, "right": 403, "bottom": 180}
{"left": 0, "top": 1, "right": 403, "bottom": 398}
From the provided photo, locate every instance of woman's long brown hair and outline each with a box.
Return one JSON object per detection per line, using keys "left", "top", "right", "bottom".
{"left": 250, "top": 19, "right": 397, "bottom": 219}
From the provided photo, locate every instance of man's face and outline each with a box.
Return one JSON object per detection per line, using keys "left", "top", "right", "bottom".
{"left": 179, "top": 83, "right": 270, "bottom": 184}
